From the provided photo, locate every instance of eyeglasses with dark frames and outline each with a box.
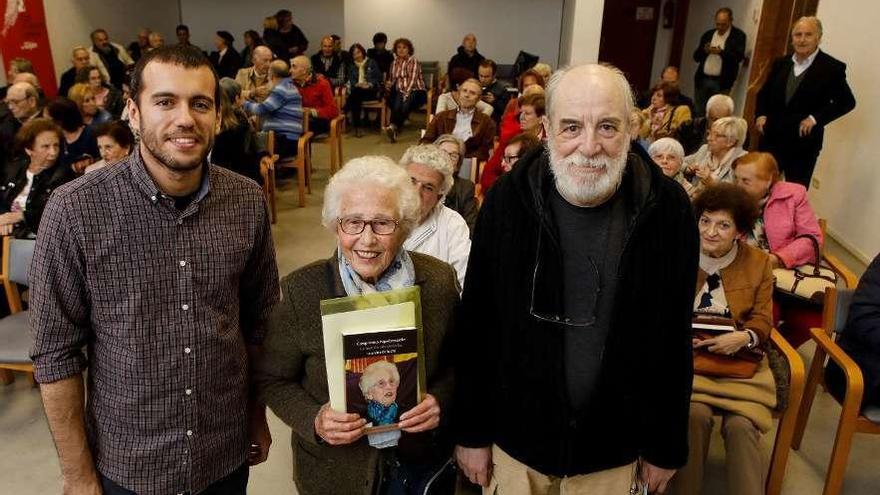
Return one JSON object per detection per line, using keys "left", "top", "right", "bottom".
{"left": 338, "top": 217, "right": 400, "bottom": 235}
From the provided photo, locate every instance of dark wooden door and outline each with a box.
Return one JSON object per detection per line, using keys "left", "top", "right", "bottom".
{"left": 598, "top": 0, "right": 662, "bottom": 92}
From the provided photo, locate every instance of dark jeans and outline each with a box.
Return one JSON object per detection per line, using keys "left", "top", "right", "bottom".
{"left": 378, "top": 451, "right": 455, "bottom": 495}
{"left": 100, "top": 464, "right": 249, "bottom": 495}
{"left": 389, "top": 88, "right": 427, "bottom": 129}
{"left": 761, "top": 140, "right": 820, "bottom": 189}
{"left": 345, "top": 86, "right": 380, "bottom": 127}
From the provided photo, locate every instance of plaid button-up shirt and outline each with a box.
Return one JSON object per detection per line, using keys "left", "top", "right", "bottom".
{"left": 29, "top": 151, "right": 280, "bottom": 495}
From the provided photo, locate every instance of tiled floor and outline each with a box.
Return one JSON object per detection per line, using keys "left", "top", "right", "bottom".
{"left": 2, "top": 122, "right": 878, "bottom": 494}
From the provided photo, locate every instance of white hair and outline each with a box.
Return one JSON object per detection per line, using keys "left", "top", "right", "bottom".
{"left": 399, "top": 144, "right": 455, "bottom": 195}
{"left": 322, "top": 155, "right": 422, "bottom": 234}
{"left": 545, "top": 64, "right": 635, "bottom": 133}
{"left": 794, "top": 16, "right": 823, "bottom": 39}
{"left": 712, "top": 116, "right": 748, "bottom": 146}
{"left": 706, "top": 94, "right": 735, "bottom": 116}
{"left": 649, "top": 137, "right": 685, "bottom": 161}
{"left": 358, "top": 360, "right": 400, "bottom": 397}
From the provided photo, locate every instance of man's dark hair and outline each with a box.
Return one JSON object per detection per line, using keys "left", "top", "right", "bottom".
{"left": 372, "top": 32, "right": 387, "bottom": 44}
{"left": 692, "top": 182, "right": 758, "bottom": 234}
{"left": 717, "top": 7, "right": 733, "bottom": 20}
{"left": 508, "top": 132, "right": 541, "bottom": 155}
{"left": 349, "top": 43, "right": 367, "bottom": 60}
{"left": 650, "top": 81, "right": 681, "bottom": 104}
{"left": 74, "top": 65, "right": 102, "bottom": 84}
{"left": 94, "top": 121, "right": 135, "bottom": 150}
{"left": 275, "top": 9, "right": 292, "bottom": 18}
{"left": 479, "top": 59, "right": 497, "bottom": 75}
{"left": 90, "top": 29, "right": 108, "bottom": 42}
{"left": 176, "top": 24, "right": 190, "bottom": 33}
{"left": 46, "top": 98, "right": 84, "bottom": 133}
{"left": 393, "top": 38, "right": 415, "bottom": 56}
{"left": 129, "top": 45, "right": 221, "bottom": 111}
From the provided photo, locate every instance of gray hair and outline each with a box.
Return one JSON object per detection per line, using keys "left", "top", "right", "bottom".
{"left": 322, "top": 155, "right": 422, "bottom": 234}
{"left": 358, "top": 360, "right": 400, "bottom": 397}
{"left": 219, "top": 77, "right": 241, "bottom": 101}
{"left": 432, "top": 134, "right": 465, "bottom": 168}
{"left": 546, "top": 64, "right": 635, "bottom": 133}
{"left": 794, "top": 16, "right": 823, "bottom": 39}
{"left": 648, "top": 137, "right": 685, "bottom": 161}
{"left": 712, "top": 116, "right": 748, "bottom": 146}
{"left": 706, "top": 94, "right": 735, "bottom": 116}
{"left": 399, "top": 144, "right": 455, "bottom": 196}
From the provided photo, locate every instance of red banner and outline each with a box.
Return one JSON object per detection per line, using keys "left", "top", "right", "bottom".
{"left": 1, "top": 0, "right": 57, "bottom": 97}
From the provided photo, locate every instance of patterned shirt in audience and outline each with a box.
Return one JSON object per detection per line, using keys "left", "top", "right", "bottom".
{"left": 390, "top": 56, "right": 426, "bottom": 95}
{"left": 29, "top": 152, "right": 280, "bottom": 495}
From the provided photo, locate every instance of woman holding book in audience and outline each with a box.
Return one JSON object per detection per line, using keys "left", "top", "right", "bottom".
{"left": 0, "top": 119, "right": 75, "bottom": 237}
{"left": 734, "top": 151, "right": 824, "bottom": 348}
{"left": 682, "top": 116, "right": 748, "bottom": 200}
{"left": 670, "top": 183, "right": 776, "bottom": 495}
{"left": 344, "top": 43, "right": 382, "bottom": 138}
{"left": 257, "top": 156, "right": 458, "bottom": 495}
{"left": 384, "top": 38, "right": 427, "bottom": 142}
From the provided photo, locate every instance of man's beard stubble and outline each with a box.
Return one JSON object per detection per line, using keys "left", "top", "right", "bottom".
{"left": 138, "top": 122, "right": 211, "bottom": 173}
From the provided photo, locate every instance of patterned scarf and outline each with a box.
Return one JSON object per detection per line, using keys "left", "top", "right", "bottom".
{"left": 337, "top": 247, "right": 415, "bottom": 296}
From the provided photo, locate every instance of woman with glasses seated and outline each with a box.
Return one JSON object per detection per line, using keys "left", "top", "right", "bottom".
{"left": 682, "top": 116, "right": 748, "bottom": 200}
{"left": 501, "top": 132, "right": 541, "bottom": 174}
{"left": 256, "top": 156, "right": 459, "bottom": 495}
{"left": 670, "top": 183, "right": 776, "bottom": 495}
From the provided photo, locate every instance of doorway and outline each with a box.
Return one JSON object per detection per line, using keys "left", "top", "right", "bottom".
{"left": 598, "top": 0, "right": 662, "bottom": 92}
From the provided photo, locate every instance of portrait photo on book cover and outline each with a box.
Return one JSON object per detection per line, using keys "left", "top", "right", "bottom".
{"left": 343, "top": 328, "right": 419, "bottom": 431}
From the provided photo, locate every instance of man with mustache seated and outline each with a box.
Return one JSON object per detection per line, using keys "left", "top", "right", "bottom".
{"left": 454, "top": 64, "right": 699, "bottom": 495}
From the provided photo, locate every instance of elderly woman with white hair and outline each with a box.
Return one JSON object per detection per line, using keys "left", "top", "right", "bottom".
{"left": 257, "top": 156, "right": 459, "bottom": 495}
{"left": 649, "top": 137, "right": 692, "bottom": 192}
{"left": 683, "top": 116, "right": 748, "bottom": 200}
{"left": 401, "top": 144, "right": 472, "bottom": 290}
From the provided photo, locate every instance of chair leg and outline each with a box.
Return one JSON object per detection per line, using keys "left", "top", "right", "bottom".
{"left": 794, "top": 348, "right": 827, "bottom": 449}
{"left": 0, "top": 369, "right": 14, "bottom": 385}
{"left": 823, "top": 406, "right": 860, "bottom": 495}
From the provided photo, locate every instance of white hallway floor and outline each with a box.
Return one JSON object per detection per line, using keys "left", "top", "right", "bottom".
{"left": 2, "top": 124, "right": 878, "bottom": 494}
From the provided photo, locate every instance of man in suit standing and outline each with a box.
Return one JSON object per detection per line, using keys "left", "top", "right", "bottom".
{"left": 755, "top": 16, "right": 855, "bottom": 188}
{"left": 692, "top": 8, "right": 746, "bottom": 117}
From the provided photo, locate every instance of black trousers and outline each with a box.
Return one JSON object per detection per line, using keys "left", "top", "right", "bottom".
{"left": 345, "top": 86, "right": 380, "bottom": 127}
{"left": 389, "top": 89, "right": 426, "bottom": 128}
{"left": 99, "top": 464, "right": 249, "bottom": 495}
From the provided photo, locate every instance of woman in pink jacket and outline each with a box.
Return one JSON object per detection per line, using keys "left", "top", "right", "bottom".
{"left": 734, "top": 151, "right": 823, "bottom": 346}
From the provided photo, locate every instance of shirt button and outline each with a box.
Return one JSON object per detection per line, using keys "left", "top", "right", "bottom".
{"left": 179, "top": 260, "right": 187, "bottom": 267}
{"left": 184, "top": 347, "right": 191, "bottom": 354}
{"left": 150, "top": 195, "right": 157, "bottom": 201}
{"left": 185, "top": 388, "right": 192, "bottom": 395}
{"left": 182, "top": 304, "right": 190, "bottom": 311}
{"left": 186, "top": 430, "right": 193, "bottom": 436}
{"left": 177, "top": 219, "right": 184, "bottom": 225}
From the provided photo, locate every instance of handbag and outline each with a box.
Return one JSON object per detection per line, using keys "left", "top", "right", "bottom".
{"left": 773, "top": 234, "right": 838, "bottom": 305}
{"left": 692, "top": 316, "right": 764, "bottom": 379}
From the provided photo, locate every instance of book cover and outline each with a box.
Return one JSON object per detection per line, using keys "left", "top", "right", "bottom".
{"left": 342, "top": 328, "right": 419, "bottom": 433}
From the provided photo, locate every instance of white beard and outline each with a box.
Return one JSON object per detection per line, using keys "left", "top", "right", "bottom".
{"left": 547, "top": 142, "right": 629, "bottom": 206}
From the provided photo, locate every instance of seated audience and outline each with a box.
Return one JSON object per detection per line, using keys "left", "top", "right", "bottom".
{"left": 384, "top": 38, "right": 427, "bottom": 142}
{"left": 210, "top": 31, "right": 244, "bottom": 80}
{"left": 147, "top": 31, "right": 164, "bottom": 52}
{"left": 256, "top": 156, "right": 457, "bottom": 495}
{"left": 733, "top": 151, "right": 823, "bottom": 347}
{"left": 0, "top": 118, "right": 75, "bottom": 237}
{"left": 630, "top": 109, "right": 650, "bottom": 153}
{"left": 76, "top": 65, "right": 125, "bottom": 118}
{"left": 638, "top": 65, "right": 695, "bottom": 111}
{"left": 421, "top": 78, "right": 496, "bottom": 160}
{"left": 291, "top": 56, "right": 339, "bottom": 136}
{"left": 4, "top": 57, "right": 33, "bottom": 83}
{"left": 89, "top": 29, "right": 134, "bottom": 89}
{"left": 683, "top": 116, "right": 748, "bottom": 199}
{"left": 212, "top": 78, "right": 262, "bottom": 183}
{"left": 240, "top": 30, "right": 264, "bottom": 68}
{"left": 671, "top": 183, "right": 775, "bottom": 495}
{"left": 344, "top": 43, "right": 381, "bottom": 137}
{"left": 67, "top": 83, "right": 112, "bottom": 126}
{"left": 311, "top": 35, "right": 346, "bottom": 89}
{"left": 478, "top": 59, "right": 513, "bottom": 125}
{"left": 85, "top": 121, "right": 134, "bottom": 173}
{"left": 58, "top": 47, "right": 94, "bottom": 98}
{"left": 128, "top": 28, "right": 150, "bottom": 62}
{"left": 481, "top": 91, "right": 546, "bottom": 192}
{"left": 267, "top": 9, "right": 309, "bottom": 58}
{"left": 433, "top": 134, "right": 478, "bottom": 235}
{"left": 46, "top": 98, "right": 99, "bottom": 173}
{"left": 235, "top": 45, "right": 273, "bottom": 103}
{"left": 330, "top": 34, "right": 353, "bottom": 67}
{"left": 243, "top": 60, "right": 303, "bottom": 159}
{"left": 435, "top": 68, "right": 493, "bottom": 117}
{"left": 501, "top": 132, "right": 541, "bottom": 174}
{"left": 530, "top": 62, "right": 553, "bottom": 82}
{"left": 495, "top": 69, "right": 546, "bottom": 142}
{"left": 448, "top": 33, "right": 485, "bottom": 78}
{"left": 648, "top": 137, "right": 690, "bottom": 190}
{"left": 640, "top": 81, "right": 693, "bottom": 143}
{"left": 400, "top": 144, "right": 471, "bottom": 289}
{"left": 5, "top": 82, "right": 43, "bottom": 126}
{"left": 679, "top": 94, "right": 735, "bottom": 154}
{"left": 367, "top": 32, "right": 394, "bottom": 77}
{"left": 825, "top": 252, "right": 880, "bottom": 410}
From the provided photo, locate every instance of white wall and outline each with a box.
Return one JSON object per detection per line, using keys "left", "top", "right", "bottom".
{"left": 344, "top": 0, "right": 564, "bottom": 69}
{"left": 43, "top": 0, "right": 180, "bottom": 86}
{"left": 560, "top": 0, "right": 605, "bottom": 66}
{"left": 180, "top": 0, "right": 343, "bottom": 56}
{"left": 808, "top": 0, "right": 880, "bottom": 263}
{"left": 678, "top": 0, "right": 763, "bottom": 116}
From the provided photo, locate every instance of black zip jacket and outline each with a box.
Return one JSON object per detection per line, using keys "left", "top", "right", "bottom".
{"left": 454, "top": 147, "right": 699, "bottom": 475}
{"left": 0, "top": 159, "right": 75, "bottom": 238}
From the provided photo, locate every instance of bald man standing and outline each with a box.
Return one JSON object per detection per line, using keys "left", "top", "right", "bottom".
{"left": 755, "top": 16, "right": 855, "bottom": 188}
{"left": 235, "top": 46, "right": 273, "bottom": 102}
{"left": 448, "top": 33, "right": 485, "bottom": 77}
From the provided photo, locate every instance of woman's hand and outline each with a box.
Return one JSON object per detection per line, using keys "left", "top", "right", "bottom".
{"left": 768, "top": 253, "right": 783, "bottom": 269}
{"left": 398, "top": 393, "right": 440, "bottom": 433}
{"left": 314, "top": 403, "right": 366, "bottom": 445}
{"left": 695, "top": 164, "right": 715, "bottom": 185}
{"left": 694, "top": 331, "right": 751, "bottom": 355}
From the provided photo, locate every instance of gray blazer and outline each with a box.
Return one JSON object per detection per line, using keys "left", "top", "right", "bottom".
{"left": 256, "top": 252, "right": 459, "bottom": 495}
